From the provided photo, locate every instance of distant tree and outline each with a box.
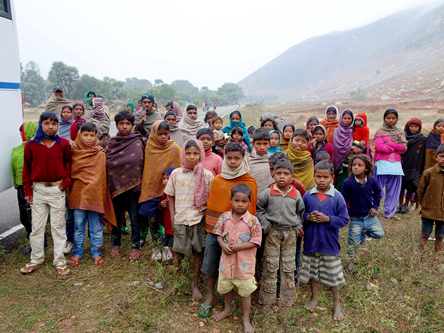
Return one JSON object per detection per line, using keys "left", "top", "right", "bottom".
{"left": 21, "top": 61, "right": 46, "bottom": 106}
{"left": 351, "top": 87, "right": 367, "bottom": 101}
{"left": 47, "top": 61, "right": 79, "bottom": 98}
{"left": 216, "top": 83, "right": 245, "bottom": 103}
{"left": 154, "top": 84, "right": 177, "bottom": 105}
{"left": 172, "top": 80, "right": 199, "bottom": 96}
{"left": 72, "top": 74, "right": 103, "bottom": 100}
{"left": 154, "top": 79, "right": 164, "bottom": 86}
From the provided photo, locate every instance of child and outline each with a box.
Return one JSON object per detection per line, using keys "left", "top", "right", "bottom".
{"left": 204, "top": 111, "right": 217, "bottom": 129}
{"left": 261, "top": 117, "right": 278, "bottom": 131}
{"left": 165, "top": 139, "right": 214, "bottom": 300}
{"left": 308, "top": 125, "right": 334, "bottom": 164}
{"left": 97, "top": 133, "right": 111, "bottom": 148}
{"left": 306, "top": 116, "right": 319, "bottom": 137}
{"left": 257, "top": 159, "right": 305, "bottom": 312}
{"left": 417, "top": 144, "right": 444, "bottom": 254}
{"left": 199, "top": 143, "right": 258, "bottom": 318}
{"left": 320, "top": 105, "right": 339, "bottom": 144}
{"left": 353, "top": 113, "right": 370, "bottom": 150}
{"left": 279, "top": 124, "right": 294, "bottom": 151}
{"left": 315, "top": 151, "right": 331, "bottom": 164}
{"left": 92, "top": 97, "right": 107, "bottom": 121}
{"left": 341, "top": 154, "right": 384, "bottom": 265}
{"left": 268, "top": 130, "right": 284, "bottom": 154}
{"left": 20, "top": 111, "right": 72, "bottom": 276}
{"left": 212, "top": 184, "right": 262, "bottom": 333}
{"left": 226, "top": 126, "right": 249, "bottom": 154}
{"left": 374, "top": 109, "right": 407, "bottom": 220}
{"left": 158, "top": 167, "right": 176, "bottom": 260}
{"left": 285, "top": 129, "right": 315, "bottom": 190}
{"left": 247, "top": 126, "right": 255, "bottom": 145}
{"left": 197, "top": 128, "right": 223, "bottom": 176}
{"left": 249, "top": 128, "right": 275, "bottom": 195}
{"left": 68, "top": 123, "right": 117, "bottom": 267}
{"left": 178, "top": 104, "right": 204, "bottom": 141}
{"left": 398, "top": 118, "right": 426, "bottom": 213}
{"left": 59, "top": 105, "right": 74, "bottom": 140}
{"left": 163, "top": 110, "right": 184, "bottom": 147}
{"left": 424, "top": 118, "right": 444, "bottom": 170}
{"left": 212, "top": 116, "right": 225, "bottom": 155}
{"left": 300, "top": 161, "right": 349, "bottom": 321}
{"left": 222, "top": 111, "right": 252, "bottom": 153}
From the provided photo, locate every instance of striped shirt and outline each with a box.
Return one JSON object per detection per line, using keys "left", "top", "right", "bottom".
{"left": 164, "top": 167, "right": 214, "bottom": 226}
{"left": 375, "top": 160, "right": 404, "bottom": 176}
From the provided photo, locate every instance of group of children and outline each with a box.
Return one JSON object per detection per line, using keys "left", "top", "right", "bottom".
{"left": 11, "top": 99, "right": 444, "bottom": 333}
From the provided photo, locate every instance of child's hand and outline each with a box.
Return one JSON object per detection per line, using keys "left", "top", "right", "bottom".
{"left": 141, "top": 111, "right": 146, "bottom": 121}
{"left": 343, "top": 163, "right": 348, "bottom": 168}
{"left": 25, "top": 195, "right": 33, "bottom": 206}
{"left": 368, "top": 208, "right": 377, "bottom": 217}
{"left": 160, "top": 199, "right": 167, "bottom": 208}
{"left": 311, "top": 211, "right": 330, "bottom": 223}
{"left": 58, "top": 185, "right": 65, "bottom": 192}
{"left": 221, "top": 242, "right": 233, "bottom": 255}
{"left": 229, "top": 243, "right": 242, "bottom": 252}
{"left": 69, "top": 140, "right": 76, "bottom": 147}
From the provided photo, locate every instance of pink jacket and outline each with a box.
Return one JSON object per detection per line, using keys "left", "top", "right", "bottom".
{"left": 374, "top": 136, "right": 406, "bottom": 163}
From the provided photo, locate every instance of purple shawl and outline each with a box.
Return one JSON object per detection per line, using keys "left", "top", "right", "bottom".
{"left": 333, "top": 110, "right": 354, "bottom": 171}
{"left": 172, "top": 102, "right": 183, "bottom": 124}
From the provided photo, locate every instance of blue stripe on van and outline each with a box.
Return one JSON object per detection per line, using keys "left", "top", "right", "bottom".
{"left": 0, "top": 82, "right": 21, "bottom": 89}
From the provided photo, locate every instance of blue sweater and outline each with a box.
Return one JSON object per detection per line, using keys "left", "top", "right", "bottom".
{"left": 341, "top": 177, "right": 382, "bottom": 218}
{"left": 302, "top": 189, "right": 349, "bottom": 256}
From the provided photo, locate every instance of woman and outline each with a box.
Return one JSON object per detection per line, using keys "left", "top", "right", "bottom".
{"left": 164, "top": 110, "right": 184, "bottom": 147}
{"left": 333, "top": 110, "right": 354, "bottom": 191}
{"left": 59, "top": 105, "right": 74, "bottom": 140}
{"left": 320, "top": 105, "right": 339, "bottom": 144}
{"left": 222, "top": 110, "right": 252, "bottom": 153}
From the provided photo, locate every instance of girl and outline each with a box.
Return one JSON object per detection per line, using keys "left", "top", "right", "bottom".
{"left": 222, "top": 111, "right": 251, "bottom": 153}
{"left": 279, "top": 124, "right": 294, "bottom": 151}
{"left": 424, "top": 119, "right": 444, "bottom": 170}
{"left": 204, "top": 111, "right": 218, "bottom": 129}
{"left": 164, "top": 110, "right": 184, "bottom": 148}
{"left": 333, "top": 110, "right": 354, "bottom": 191}
{"left": 268, "top": 130, "right": 284, "bottom": 154}
{"left": 127, "top": 102, "right": 135, "bottom": 113}
{"left": 261, "top": 117, "right": 278, "bottom": 131}
{"left": 308, "top": 125, "right": 334, "bottom": 164}
{"left": 225, "top": 126, "right": 249, "bottom": 154}
{"left": 353, "top": 113, "right": 370, "bottom": 150}
{"left": 59, "top": 105, "right": 74, "bottom": 140}
{"left": 320, "top": 105, "right": 339, "bottom": 144}
{"left": 158, "top": 167, "right": 175, "bottom": 261}
{"left": 374, "top": 109, "right": 407, "bottom": 220}
{"left": 398, "top": 118, "right": 426, "bottom": 213}
{"left": 139, "top": 120, "right": 181, "bottom": 261}
{"left": 306, "top": 116, "right": 319, "bottom": 137}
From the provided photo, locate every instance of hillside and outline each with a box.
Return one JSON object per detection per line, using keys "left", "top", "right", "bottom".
{"left": 239, "top": 3, "right": 444, "bottom": 101}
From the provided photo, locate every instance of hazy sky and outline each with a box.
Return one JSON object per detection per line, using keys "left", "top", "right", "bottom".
{"left": 15, "top": 0, "right": 438, "bottom": 90}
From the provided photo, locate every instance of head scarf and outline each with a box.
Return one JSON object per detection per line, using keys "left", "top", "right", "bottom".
{"left": 172, "top": 101, "right": 183, "bottom": 123}
{"left": 178, "top": 108, "right": 204, "bottom": 141}
{"left": 163, "top": 167, "right": 176, "bottom": 176}
{"left": 374, "top": 111, "right": 407, "bottom": 143}
{"left": 311, "top": 125, "right": 327, "bottom": 162}
{"left": 221, "top": 151, "right": 250, "bottom": 180}
{"left": 70, "top": 119, "right": 87, "bottom": 141}
{"left": 92, "top": 97, "right": 106, "bottom": 121}
{"left": 181, "top": 138, "right": 208, "bottom": 209}
{"left": 404, "top": 117, "right": 422, "bottom": 137}
{"left": 268, "top": 130, "right": 284, "bottom": 154}
{"left": 164, "top": 111, "right": 183, "bottom": 147}
{"left": 31, "top": 117, "right": 62, "bottom": 146}
{"left": 353, "top": 112, "right": 369, "bottom": 146}
{"left": 141, "top": 94, "right": 155, "bottom": 104}
{"left": 285, "top": 143, "right": 315, "bottom": 190}
{"left": 58, "top": 105, "right": 74, "bottom": 139}
{"left": 222, "top": 110, "right": 252, "bottom": 153}
{"left": 333, "top": 110, "right": 355, "bottom": 170}
{"left": 127, "top": 102, "right": 135, "bottom": 113}
{"left": 84, "top": 90, "right": 97, "bottom": 106}
{"left": 402, "top": 118, "right": 426, "bottom": 188}
{"left": 320, "top": 105, "right": 339, "bottom": 143}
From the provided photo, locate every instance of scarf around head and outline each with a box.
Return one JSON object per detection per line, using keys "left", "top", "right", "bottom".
{"left": 268, "top": 130, "right": 284, "bottom": 154}
{"left": 31, "top": 119, "right": 62, "bottom": 146}
{"left": 127, "top": 102, "right": 135, "bottom": 112}
{"left": 285, "top": 143, "right": 315, "bottom": 190}
{"left": 222, "top": 111, "right": 252, "bottom": 153}
{"left": 333, "top": 110, "right": 355, "bottom": 170}
{"left": 374, "top": 118, "right": 408, "bottom": 143}
{"left": 221, "top": 152, "right": 250, "bottom": 180}
{"left": 311, "top": 125, "right": 327, "bottom": 162}
{"left": 139, "top": 120, "right": 182, "bottom": 203}
{"left": 84, "top": 90, "right": 97, "bottom": 106}
{"left": 181, "top": 138, "right": 208, "bottom": 209}
{"left": 353, "top": 112, "right": 369, "bottom": 146}
{"left": 402, "top": 117, "right": 426, "bottom": 187}
{"left": 178, "top": 110, "right": 204, "bottom": 141}
{"left": 45, "top": 93, "right": 70, "bottom": 113}
{"left": 59, "top": 105, "right": 74, "bottom": 139}
{"left": 172, "top": 101, "right": 183, "bottom": 124}
{"left": 320, "top": 105, "right": 339, "bottom": 143}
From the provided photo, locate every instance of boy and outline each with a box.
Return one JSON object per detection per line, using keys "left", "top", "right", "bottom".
{"left": 68, "top": 123, "right": 117, "bottom": 267}
{"left": 301, "top": 161, "right": 349, "bottom": 321}
{"left": 249, "top": 128, "right": 275, "bottom": 195}
{"left": 314, "top": 151, "right": 331, "bottom": 164}
{"left": 417, "top": 144, "right": 444, "bottom": 254}
{"left": 178, "top": 104, "right": 204, "bottom": 141}
{"left": 106, "top": 111, "right": 145, "bottom": 260}
{"left": 197, "top": 128, "right": 223, "bottom": 176}
{"left": 20, "top": 111, "right": 72, "bottom": 276}
{"left": 286, "top": 129, "right": 315, "bottom": 190}
{"left": 213, "top": 184, "right": 262, "bottom": 333}
{"left": 212, "top": 116, "right": 225, "bottom": 155}
{"left": 98, "top": 133, "right": 111, "bottom": 148}
{"left": 257, "top": 159, "right": 305, "bottom": 313}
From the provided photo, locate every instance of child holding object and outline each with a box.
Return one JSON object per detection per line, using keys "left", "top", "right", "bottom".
{"left": 300, "top": 161, "right": 349, "bottom": 321}
{"left": 212, "top": 184, "right": 262, "bottom": 333}
{"left": 308, "top": 125, "right": 334, "bottom": 164}
{"left": 226, "top": 126, "right": 250, "bottom": 155}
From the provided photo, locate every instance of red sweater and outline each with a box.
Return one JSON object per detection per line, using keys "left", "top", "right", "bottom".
{"left": 308, "top": 142, "right": 335, "bottom": 163}
{"left": 22, "top": 138, "right": 72, "bottom": 196}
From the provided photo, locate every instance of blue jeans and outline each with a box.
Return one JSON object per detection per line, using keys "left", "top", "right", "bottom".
{"left": 73, "top": 209, "right": 103, "bottom": 258}
{"left": 66, "top": 196, "right": 74, "bottom": 243}
{"left": 347, "top": 215, "right": 384, "bottom": 257}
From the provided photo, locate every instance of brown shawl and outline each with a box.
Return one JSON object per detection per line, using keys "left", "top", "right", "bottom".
{"left": 45, "top": 93, "right": 70, "bottom": 113}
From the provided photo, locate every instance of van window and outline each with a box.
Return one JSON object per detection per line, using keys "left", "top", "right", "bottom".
{"left": 0, "top": 0, "right": 12, "bottom": 20}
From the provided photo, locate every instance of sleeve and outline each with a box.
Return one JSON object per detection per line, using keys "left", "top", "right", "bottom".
{"left": 328, "top": 194, "right": 349, "bottom": 229}
{"left": 372, "top": 179, "right": 382, "bottom": 210}
{"left": 249, "top": 217, "right": 262, "bottom": 247}
{"left": 164, "top": 170, "right": 176, "bottom": 196}
{"left": 213, "top": 213, "right": 226, "bottom": 236}
{"left": 303, "top": 192, "right": 312, "bottom": 223}
{"left": 375, "top": 136, "right": 394, "bottom": 154}
{"left": 61, "top": 142, "right": 72, "bottom": 190}
{"left": 389, "top": 141, "right": 407, "bottom": 153}
{"left": 340, "top": 178, "right": 350, "bottom": 206}
{"left": 327, "top": 144, "right": 334, "bottom": 163}
{"left": 255, "top": 189, "right": 271, "bottom": 232}
{"left": 22, "top": 142, "right": 33, "bottom": 197}
{"left": 215, "top": 157, "right": 222, "bottom": 175}
{"left": 158, "top": 193, "right": 167, "bottom": 210}
{"left": 307, "top": 142, "right": 314, "bottom": 156}
{"left": 417, "top": 170, "right": 429, "bottom": 205}
{"left": 296, "top": 195, "right": 305, "bottom": 222}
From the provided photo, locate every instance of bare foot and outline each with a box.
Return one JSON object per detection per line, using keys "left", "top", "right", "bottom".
{"left": 261, "top": 304, "right": 273, "bottom": 315}
{"left": 333, "top": 302, "right": 344, "bottom": 321}
{"left": 199, "top": 292, "right": 215, "bottom": 315}
{"left": 243, "top": 317, "right": 255, "bottom": 333}
{"left": 191, "top": 285, "right": 202, "bottom": 301}
{"left": 213, "top": 308, "right": 232, "bottom": 322}
{"left": 306, "top": 297, "right": 318, "bottom": 313}
{"left": 166, "top": 286, "right": 178, "bottom": 295}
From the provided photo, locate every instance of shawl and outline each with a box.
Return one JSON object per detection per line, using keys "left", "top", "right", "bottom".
{"left": 11, "top": 122, "right": 38, "bottom": 188}
{"left": 260, "top": 113, "right": 288, "bottom": 132}
{"left": 68, "top": 133, "right": 117, "bottom": 231}
{"left": 425, "top": 120, "right": 444, "bottom": 170}
{"left": 279, "top": 136, "right": 290, "bottom": 151}
{"left": 311, "top": 125, "right": 327, "bottom": 162}
{"left": 268, "top": 130, "right": 284, "bottom": 154}
{"left": 178, "top": 111, "right": 204, "bottom": 141}
{"left": 402, "top": 118, "right": 426, "bottom": 188}
{"left": 285, "top": 145, "right": 315, "bottom": 190}
{"left": 164, "top": 111, "right": 184, "bottom": 147}
{"left": 225, "top": 138, "right": 249, "bottom": 155}
{"left": 139, "top": 121, "right": 181, "bottom": 203}
{"left": 92, "top": 97, "right": 106, "bottom": 121}
{"left": 172, "top": 101, "right": 183, "bottom": 124}
{"left": 45, "top": 93, "right": 70, "bottom": 113}
{"left": 249, "top": 153, "right": 275, "bottom": 195}
{"left": 70, "top": 119, "right": 86, "bottom": 141}
{"left": 374, "top": 121, "right": 408, "bottom": 144}
{"left": 127, "top": 102, "right": 135, "bottom": 113}
{"left": 333, "top": 111, "right": 355, "bottom": 170}
{"left": 59, "top": 106, "right": 74, "bottom": 140}
{"left": 222, "top": 111, "right": 252, "bottom": 153}
{"left": 221, "top": 152, "right": 250, "bottom": 180}
{"left": 84, "top": 90, "right": 97, "bottom": 106}
{"left": 181, "top": 138, "right": 208, "bottom": 209}
{"left": 134, "top": 108, "right": 164, "bottom": 132}
{"left": 353, "top": 112, "right": 370, "bottom": 146}
{"left": 319, "top": 105, "right": 339, "bottom": 143}
{"left": 106, "top": 132, "right": 145, "bottom": 199}
{"left": 30, "top": 120, "right": 62, "bottom": 146}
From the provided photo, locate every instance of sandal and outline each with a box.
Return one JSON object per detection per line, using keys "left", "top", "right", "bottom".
{"left": 198, "top": 304, "right": 212, "bottom": 317}
{"left": 111, "top": 247, "right": 121, "bottom": 258}
{"left": 19, "top": 262, "right": 41, "bottom": 274}
{"left": 93, "top": 255, "right": 105, "bottom": 266}
{"left": 128, "top": 251, "right": 141, "bottom": 262}
{"left": 21, "top": 245, "right": 32, "bottom": 255}
{"left": 69, "top": 256, "right": 81, "bottom": 267}
{"left": 396, "top": 206, "right": 401, "bottom": 213}
{"left": 55, "top": 265, "right": 70, "bottom": 276}
{"left": 221, "top": 298, "right": 237, "bottom": 313}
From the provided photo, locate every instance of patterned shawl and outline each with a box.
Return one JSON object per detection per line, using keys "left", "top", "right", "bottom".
{"left": 106, "top": 132, "right": 145, "bottom": 199}
{"left": 285, "top": 144, "right": 315, "bottom": 190}
{"left": 139, "top": 120, "right": 181, "bottom": 203}
{"left": 92, "top": 97, "right": 106, "bottom": 121}
{"left": 59, "top": 105, "right": 74, "bottom": 140}
{"left": 333, "top": 110, "right": 355, "bottom": 171}
{"left": 319, "top": 105, "right": 339, "bottom": 143}
{"left": 374, "top": 120, "right": 408, "bottom": 144}
{"left": 402, "top": 118, "right": 426, "bottom": 187}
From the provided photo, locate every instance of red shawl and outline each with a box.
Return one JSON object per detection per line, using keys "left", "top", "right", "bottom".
{"left": 353, "top": 112, "right": 370, "bottom": 146}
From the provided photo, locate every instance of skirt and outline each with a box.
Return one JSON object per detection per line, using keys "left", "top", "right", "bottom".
{"left": 299, "top": 252, "right": 345, "bottom": 287}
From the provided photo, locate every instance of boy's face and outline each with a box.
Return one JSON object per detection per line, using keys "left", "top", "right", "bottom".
{"left": 292, "top": 135, "right": 309, "bottom": 151}
{"left": 231, "top": 113, "right": 241, "bottom": 122}
{"left": 213, "top": 120, "right": 222, "bottom": 130}
{"left": 354, "top": 119, "right": 363, "bottom": 127}
{"left": 81, "top": 130, "right": 97, "bottom": 146}
{"left": 232, "top": 132, "right": 242, "bottom": 142}
{"left": 263, "top": 121, "right": 274, "bottom": 131}
{"left": 269, "top": 163, "right": 275, "bottom": 177}
{"left": 42, "top": 119, "right": 58, "bottom": 137}
{"left": 274, "top": 167, "right": 293, "bottom": 188}
{"left": 230, "top": 192, "right": 251, "bottom": 215}
{"left": 88, "top": 93, "right": 95, "bottom": 100}
{"left": 187, "top": 109, "right": 198, "bottom": 120}
{"left": 165, "top": 115, "right": 176, "bottom": 125}
{"left": 73, "top": 105, "right": 84, "bottom": 118}
{"left": 437, "top": 152, "right": 444, "bottom": 167}
{"left": 185, "top": 146, "right": 200, "bottom": 167}
{"left": 435, "top": 122, "right": 444, "bottom": 134}
{"left": 61, "top": 108, "right": 72, "bottom": 121}
{"left": 162, "top": 173, "right": 170, "bottom": 186}
{"left": 270, "top": 133, "right": 279, "bottom": 148}
{"left": 117, "top": 119, "right": 133, "bottom": 136}
{"left": 142, "top": 99, "right": 153, "bottom": 111}
{"left": 313, "top": 129, "right": 324, "bottom": 143}
{"left": 314, "top": 169, "right": 333, "bottom": 191}
{"left": 225, "top": 151, "right": 243, "bottom": 169}
{"left": 327, "top": 111, "right": 336, "bottom": 119}
{"left": 157, "top": 128, "right": 170, "bottom": 143}
{"left": 198, "top": 134, "right": 213, "bottom": 152}
{"left": 253, "top": 139, "right": 270, "bottom": 156}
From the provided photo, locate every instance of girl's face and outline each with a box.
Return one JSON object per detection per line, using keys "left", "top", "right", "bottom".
{"left": 232, "top": 131, "right": 242, "bottom": 142}
{"left": 213, "top": 120, "right": 222, "bottom": 130}
{"left": 165, "top": 115, "right": 176, "bottom": 125}
{"left": 263, "top": 121, "right": 274, "bottom": 131}
{"left": 283, "top": 127, "right": 294, "bottom": 139}
{"left": 436, "top": 122, "right": 444, "bottom": 134}
{"left": 73, "top": 105, "right": 84, "bottom": 118}
{"left": 162, "top": 173, "right": 170, "bottom": 186}
{"left": 313, "top": 129, "right": 325, "bottom": 143}
{"left": 270, "top": 133, "right": 280, "bottom": 148}
{"left": 61, "top": 108, "right": 72, "bottom": 121}
{"left": 354, "top": 119, "right": 363, "bottom": 127}
{"left": 231, "top": 113, "right": 241, "bottom": 122}
{"left": 352, "top": 158, "right": 367, "bottom": 177}
{"left": 409, "top": 124, "right": 420, "bottom": 135}
{"left": 185, "top": 146, "right": 200, "bottom": 167}
{"left": 327, "top": 111, "right": 336, "bottom": 120}
{"left": 384, "top": 114, "right": 398, "bottom": 127}
{"left": 206, "top": 115, "right": 213, "bottom": 124}
{"left": 342, "top": 114, "right": 353, "bottom": 127}
{"left": 292, "top": 135, "right": 309, "bottom": 151}
{"left": 308, "top": 121, "right": 318, "bottom": 131}
{"left": 157, "top": 128, "right": 170, "bottom": 143}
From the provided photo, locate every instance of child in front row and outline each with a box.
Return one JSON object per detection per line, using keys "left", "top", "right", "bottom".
{"left": 212, "top": 184, "right": 262, "bottom": 333}
{"left": 300, "top": 161, "right": 349, "bottom": 321}
{"left": 257, "top": 159, "right": 305, "bottom": 313}
{"left": 158, "top": 167, "right": 176, "bottom": 260}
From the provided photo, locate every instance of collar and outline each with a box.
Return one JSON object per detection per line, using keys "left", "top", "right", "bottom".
{"left": 227, "top": 209, "right": 252, "bottom": 224}
{"left": 354, "top": 175, "right": 367, "bottom": 186}
{"left": 435, "top": 164, "right": 444, "bottom": 173}
{"left": 272, "top": 183, "right": 298, "bottom": 198}
{"left": 310, "top": 184, "right": 335, "bottom": 197}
